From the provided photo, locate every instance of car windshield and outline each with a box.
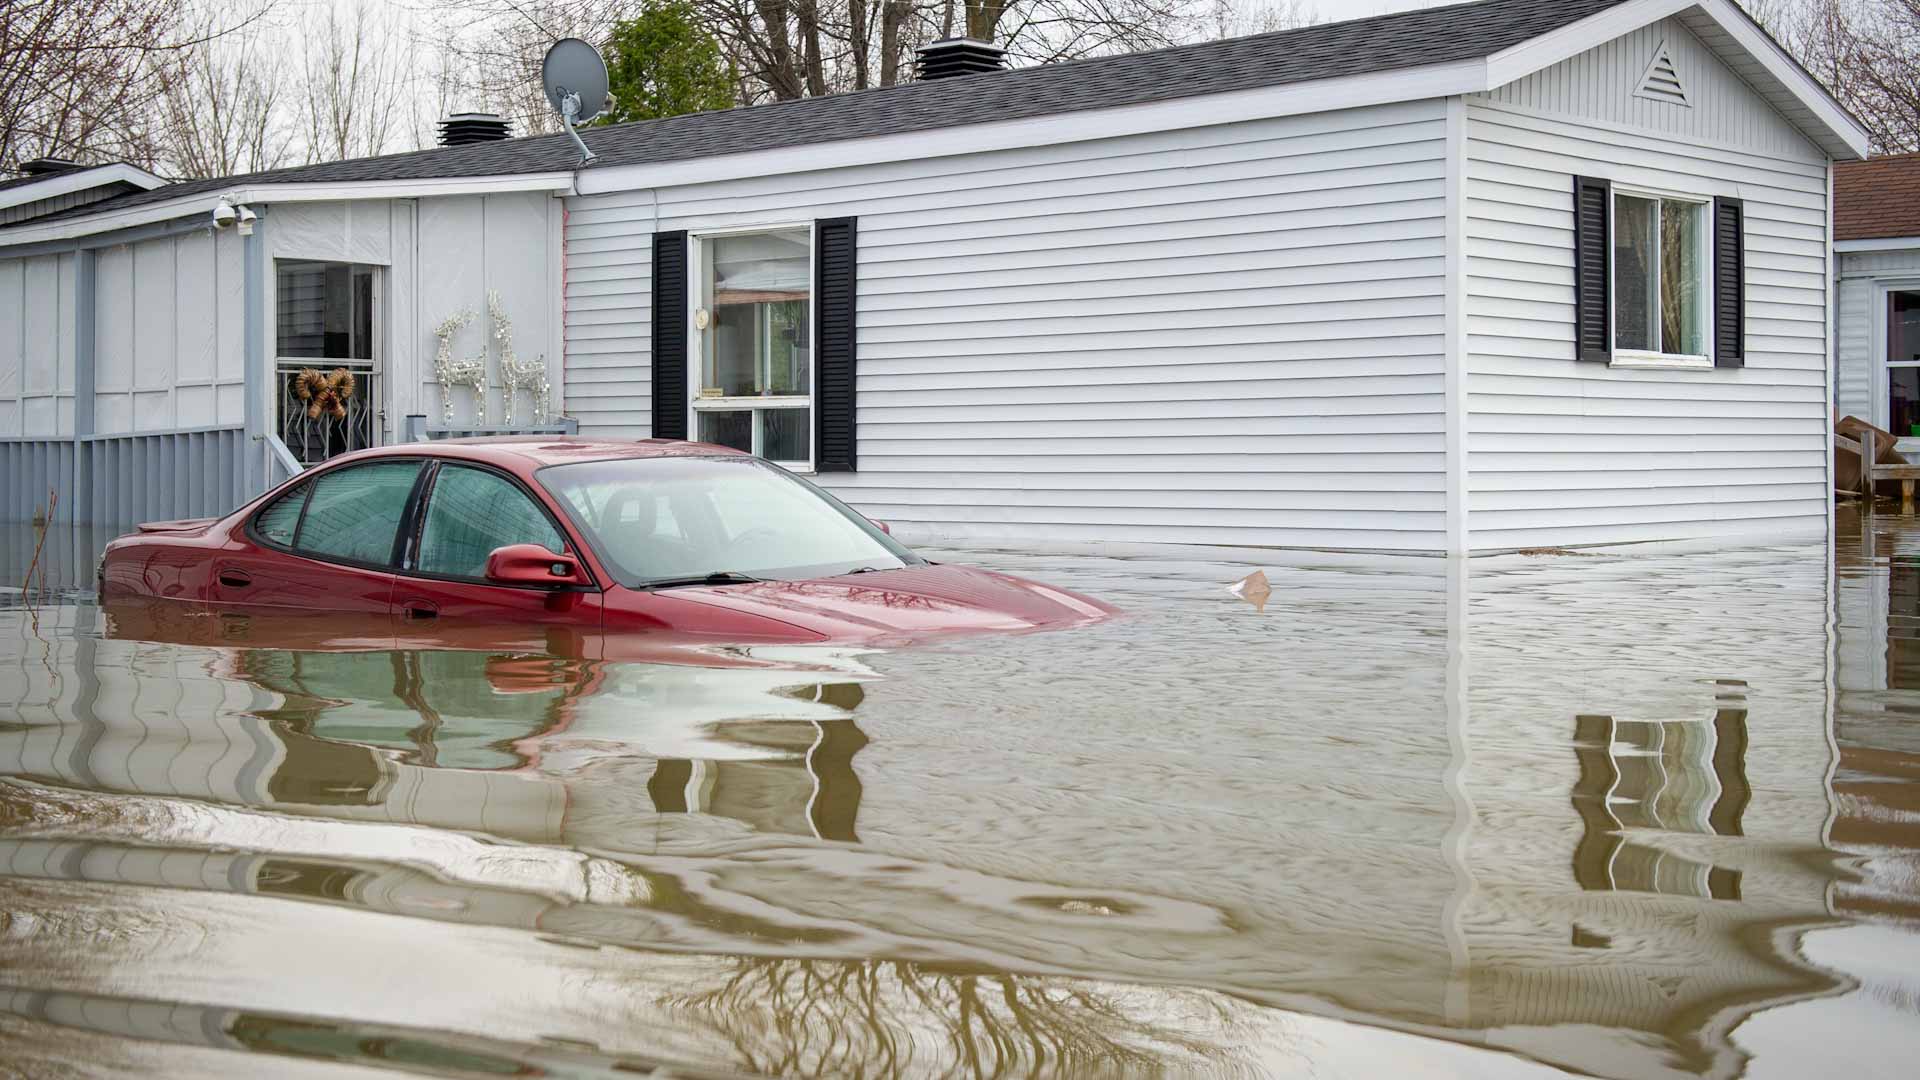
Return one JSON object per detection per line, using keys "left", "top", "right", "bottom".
{"left": 536, "top": 456, "right": 920, "bottom": 588}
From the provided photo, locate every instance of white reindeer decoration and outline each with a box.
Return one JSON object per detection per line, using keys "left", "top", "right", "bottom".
{"left": 432, "top": 308, "right": 486, "bottom": 425}
{"left": 490, "top": 290, "right": 550, "bottom": 427}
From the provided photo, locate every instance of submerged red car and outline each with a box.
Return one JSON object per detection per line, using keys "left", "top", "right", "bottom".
{"left": 100, "top": 438, "right": 1117, "bottom": 645}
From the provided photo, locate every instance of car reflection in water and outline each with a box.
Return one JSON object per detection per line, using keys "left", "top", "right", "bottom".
{"left": 0, "top": 598, "right": 1295, "bottom": 1077}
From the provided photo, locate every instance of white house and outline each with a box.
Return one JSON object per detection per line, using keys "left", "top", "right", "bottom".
{"left": 0, "top": 0, "right": 1870, "bottom": 555}
{"left": 1833, "top": 152, "right": 1920, "bottom": 457}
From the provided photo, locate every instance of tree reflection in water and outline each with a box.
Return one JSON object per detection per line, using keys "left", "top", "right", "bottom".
{"left": 662, "top": 957, "right": 1262, "bottom": 1078}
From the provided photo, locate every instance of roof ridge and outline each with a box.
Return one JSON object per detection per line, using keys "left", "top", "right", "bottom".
{"left": 572, "top": 0, "right": 1620, "bottom": 150}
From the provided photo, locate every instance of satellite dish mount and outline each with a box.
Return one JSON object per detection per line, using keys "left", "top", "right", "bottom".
{"left": 542, "top": 38, "right": 609, "bottom": 165}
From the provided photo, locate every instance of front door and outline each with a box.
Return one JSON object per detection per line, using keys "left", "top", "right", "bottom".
{"left": 390, "top": 462, "right": 605, "bottom": 627}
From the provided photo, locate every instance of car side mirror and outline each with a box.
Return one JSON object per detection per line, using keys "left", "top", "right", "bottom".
{"left": 485, "top": 544, "right": 585, "bottom": 587}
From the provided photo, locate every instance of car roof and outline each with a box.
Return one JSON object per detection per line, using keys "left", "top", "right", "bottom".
{"left": 347, "top": 437, "right": 755, "bottom": 470}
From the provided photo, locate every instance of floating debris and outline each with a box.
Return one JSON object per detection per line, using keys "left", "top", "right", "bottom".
{"left": 1228, "top": 570, "right": 1271, "bottom": 611}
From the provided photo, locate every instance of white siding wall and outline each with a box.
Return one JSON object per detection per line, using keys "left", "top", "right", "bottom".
{"left": 90, "top": 229, "right": 247, "bottom": 437}
{"left": 413, "top": 192, "right": 564, "bottom": 430}
{"left": 268, "top": 194, "right": 564, "bottom": 440}
{"left": 1836, "top": 248, "right": 1920, "bottom": 430}
{"left": 566, "top": 101, "right": 1451, "bottom": 551}
{"left": 1464, "top": 18, "right": 1831, "bottom": 550}
{"left": 0, "top": 252, "right": 75, "bottom": 437}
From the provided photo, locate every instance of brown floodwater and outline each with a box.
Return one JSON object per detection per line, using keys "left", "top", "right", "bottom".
{"left": 1, "top": 510, "right": 1916, "bottom": 1078}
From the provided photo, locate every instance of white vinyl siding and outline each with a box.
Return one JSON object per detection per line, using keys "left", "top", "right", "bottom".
{"left": 1479, "top": 16, "right": 1816, "bottom": 163}
{"left": 566, "top": 100, "right": 1451, "bottom": 551}
{"left": 1463, "top": 21, "right": 1831, "bottom": 551}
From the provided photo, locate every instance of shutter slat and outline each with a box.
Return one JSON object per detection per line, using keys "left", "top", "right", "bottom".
{"left": 651, "top": 231, "right": 689, "bottom": 439}
{"left": 1713, "top": 197, "right": 1744, "bottom": 369}
{"left": 815, "top": 218, "right": 858, "bottom": 472}
{"left": 1572, "top": 175, "right": 1611, "bottom": 364}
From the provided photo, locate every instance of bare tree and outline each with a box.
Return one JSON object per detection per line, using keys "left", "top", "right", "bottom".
{"left": 147, "top": 8, "right": 297, "bottom": 178}
{"left": 0, "top": 0, "right": 268, "bottom": 173}
{"left": 1745, "top": 0, "right": 1920, "bottom": 154}
{"left": 1210, "top": 0, "right": 1319, "bottom": 38}
{"left": 301, "top": 0, "right": 411, "bottom": 163}
{"left": 426, "top": 0, "right": 1207, "bottom": 120}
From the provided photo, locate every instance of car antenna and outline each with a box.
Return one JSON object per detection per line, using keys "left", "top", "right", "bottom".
{"left": 542, "top": 38, "right": 609, "bottom": 165}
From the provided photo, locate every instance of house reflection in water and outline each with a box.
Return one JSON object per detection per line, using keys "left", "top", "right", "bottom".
{"left": 1834, "top": 509, "right": 1920, "bottom": 926}
{"left": 5, "top": 528, "right": 1917, "bottom": 1079}
{"left": 1571, "top": 705, "right": 1751, "bottom": 901}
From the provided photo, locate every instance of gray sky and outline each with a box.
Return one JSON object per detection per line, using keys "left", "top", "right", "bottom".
{"left": 1306, "top": 0, "right": 1450, "bottom": 17}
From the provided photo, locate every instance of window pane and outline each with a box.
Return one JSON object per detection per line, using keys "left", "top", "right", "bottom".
{"left": 1894, "top": 292, "right": 1920, "bottom": 363}
{"left": 277, "top": 261, "right": 375, "bottom": 360}
{"left": 697, "top": 409, "right": 752, "bottom": 452}
{"left": 1660, "top": 200, "right": 1705, "bottom": 355}
{"left": 296, "top": 461, "right": 421, "bottom": 565}
{"left": 255, "top": 486, "right": 307, "bottom": 547}
{"left": 1614, "top": 196, "right": 1659, "bottom": 353}
{"left": 1892, "top": 367, "right": 1920, "bottom": 437}
{"left": 762, "top": 407, "right": 810, "bottom": 462}
{"left": 417, "top": 465, "right": 564, "bottom": 579}
{"left": 701, "top": 229, "right": 810, "bottom": 398}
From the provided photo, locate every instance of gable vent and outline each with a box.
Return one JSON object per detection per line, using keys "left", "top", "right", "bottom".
{"left": 1635, "top": 41, "right": 1689, "bottom": 106}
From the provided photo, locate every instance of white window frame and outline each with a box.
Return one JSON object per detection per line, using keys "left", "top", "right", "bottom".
{"left": 1875, "top": 278, "right": 1920, "bottom": 449}
{"left": 686, "top": 222, "right": 816, "bottom": 473}
{"left": 1608, "top": 186, "right": 1715, "bottom": 371}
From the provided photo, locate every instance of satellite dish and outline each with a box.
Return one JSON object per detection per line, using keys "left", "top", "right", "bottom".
{"left": 542, "top": 38, "right": 608, "bottom": 164}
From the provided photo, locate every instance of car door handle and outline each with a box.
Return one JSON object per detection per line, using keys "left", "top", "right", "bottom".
{"left": 217, "top": 569, "right": 252, "bottom": 588}
{"left": 402, "top": 602, "right": 439, "bottom": 620}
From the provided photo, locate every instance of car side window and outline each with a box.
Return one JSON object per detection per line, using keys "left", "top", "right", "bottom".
{"left": 294, "top": 460, "right": 424, "bottom": 566}
{"left": 254, "top": 485, "right": 308, "bottom": 548}
{"left": 415, "top": 464, "right": 565, "bottom": 580}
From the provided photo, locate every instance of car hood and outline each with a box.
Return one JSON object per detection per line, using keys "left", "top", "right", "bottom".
{"left": 659, "top": 563, "right": 1118, "bottom": 644}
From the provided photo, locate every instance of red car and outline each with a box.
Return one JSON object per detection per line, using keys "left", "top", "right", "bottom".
{"left": 100, "top": 438, "right": 1117, "bottom": 646}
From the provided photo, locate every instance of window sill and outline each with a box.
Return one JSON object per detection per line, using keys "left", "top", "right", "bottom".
{"left": 1609, "top": 351, "right": 1713, "bottom": 371}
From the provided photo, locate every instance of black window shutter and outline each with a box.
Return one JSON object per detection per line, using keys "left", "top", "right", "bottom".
{"left": 815, "top": 217, "right": 858, "bottom": 472}
{"left": 1713, "top": 197, "right": 1745, "bottom": 368}
{"left": 1573, "top": 175, "right": 1611, "bottom": 364}
{"left": 650, "top": 231, "right": 689, "bottom": 440}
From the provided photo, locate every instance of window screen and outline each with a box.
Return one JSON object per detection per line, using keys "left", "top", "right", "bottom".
{"left": 295, "top": 460, "right": 422, "bottom": 565}
{"left": 416, "top": 465, "right": 564, "bottom": 579}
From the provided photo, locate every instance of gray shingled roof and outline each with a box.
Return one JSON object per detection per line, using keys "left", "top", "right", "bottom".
{"left": 21, "top": 0, "right": 1625, "bottom": 229}
{"left": 0, "top": 162, "right": 132, "bottom": 195}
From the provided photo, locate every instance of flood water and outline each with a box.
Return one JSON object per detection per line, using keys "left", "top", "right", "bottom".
{"left": 1, "top": 512, "right": 1916, "bottom": 1078}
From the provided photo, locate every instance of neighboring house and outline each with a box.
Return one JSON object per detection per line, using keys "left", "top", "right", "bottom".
{"left": 1834, "top": 152, "right": 1920, "bottom": 458}
{"left": 0, "top": 0, "right": 1870, "bottom": 554}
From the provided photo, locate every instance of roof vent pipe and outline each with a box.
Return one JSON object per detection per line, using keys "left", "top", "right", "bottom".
{"left": 18, "top": 157, "right": 84, "bottom": 177}
{"left": 437, "top": 113, "right": 513, "bottom": 146}
{"left": 914, "top": 37, "right": 1006, "bottom": 80}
